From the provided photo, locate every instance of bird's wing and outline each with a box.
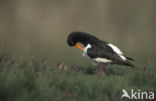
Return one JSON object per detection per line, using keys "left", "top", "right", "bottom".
{"left": 87, "top": 44, "right": 124, "bottom": 63}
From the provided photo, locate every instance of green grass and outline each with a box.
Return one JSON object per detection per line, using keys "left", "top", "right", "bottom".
{"left": 0, "top": 52, "right": 156, "bottom": 101}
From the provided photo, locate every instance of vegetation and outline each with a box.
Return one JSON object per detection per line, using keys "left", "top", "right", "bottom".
{"left": 0, "top": 51, "right": 155, "bottom": 101}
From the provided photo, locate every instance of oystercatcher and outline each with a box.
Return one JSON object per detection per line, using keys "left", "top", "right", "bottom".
{"left": 67, "top": 31, "right": 135, "bottom": 68}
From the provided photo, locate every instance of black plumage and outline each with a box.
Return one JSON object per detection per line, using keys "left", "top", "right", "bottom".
{"left": 67, "top": 31, "right": 135, "bottom": 68}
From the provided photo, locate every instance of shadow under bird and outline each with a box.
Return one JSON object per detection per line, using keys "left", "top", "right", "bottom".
{"left": 67, "top": 31, "right": 135, "bottom": 69}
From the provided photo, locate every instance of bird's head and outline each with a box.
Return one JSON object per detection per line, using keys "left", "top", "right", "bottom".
{"left": 67, "top": 32, "right": 87, "bottom": 51}
{"left": 67, "top": 31, "right": 100, "bottom": 50}
{"left": 67, "top": 34, "right": 77, "bottom": 46}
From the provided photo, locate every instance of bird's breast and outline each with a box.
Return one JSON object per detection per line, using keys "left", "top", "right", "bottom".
{"left": 83, "top": 44, "right": 92, "bottom": 60}
{"left": 82, "top": 44, "right": 97, "bottom": 65}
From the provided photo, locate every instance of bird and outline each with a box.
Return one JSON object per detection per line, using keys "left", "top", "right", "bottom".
{"left": 67, "top": 31, "right": 135, "bottom": 69}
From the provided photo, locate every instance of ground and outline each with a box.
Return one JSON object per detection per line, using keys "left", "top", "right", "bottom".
{"left": 0, "top": 52, "right": 156, "bottom": 101}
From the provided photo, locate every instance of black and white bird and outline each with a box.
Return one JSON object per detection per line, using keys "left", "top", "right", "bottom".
{"left": 67, "top": 31, "right": 135, "bottom": 68}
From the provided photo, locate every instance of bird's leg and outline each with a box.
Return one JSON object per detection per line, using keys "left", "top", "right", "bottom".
{"left": 97, "top": 64, "right": 105, "bottom": 77}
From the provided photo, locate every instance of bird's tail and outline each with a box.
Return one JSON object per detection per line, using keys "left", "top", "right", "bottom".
{"left": 124, "top": 61, "right": 135, "bottom": 68}
{"left": 125, "top": 56, "right": 134, "bottom": 61}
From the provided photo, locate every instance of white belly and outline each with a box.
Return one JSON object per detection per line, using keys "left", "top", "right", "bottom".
{"left": 93, "top": 58, "right": 112, "bottom": 63}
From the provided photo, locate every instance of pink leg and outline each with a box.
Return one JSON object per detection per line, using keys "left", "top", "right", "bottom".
{"left": 97, "top": 64, "right": 105, "bottom": 76}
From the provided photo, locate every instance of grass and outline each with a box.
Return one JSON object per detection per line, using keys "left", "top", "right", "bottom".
{"left": 0, "top": 51, "right": 156, "bottom": 101}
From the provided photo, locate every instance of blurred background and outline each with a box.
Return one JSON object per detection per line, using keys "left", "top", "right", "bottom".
{"left": 0, "top": 0, "right": 156, "bottom": 65}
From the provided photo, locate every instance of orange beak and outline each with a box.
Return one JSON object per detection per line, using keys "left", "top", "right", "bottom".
{"left": 75, "top": 43, "right": 84, "bottom": 51}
